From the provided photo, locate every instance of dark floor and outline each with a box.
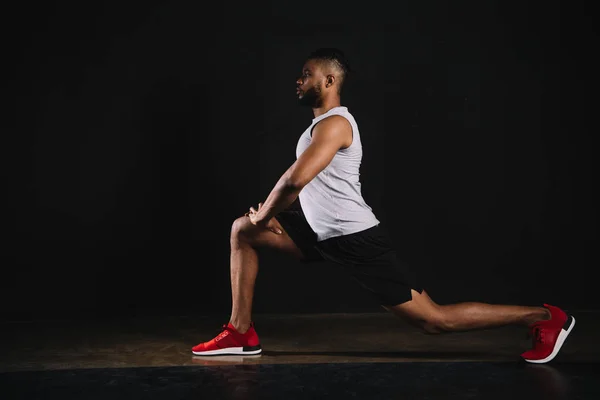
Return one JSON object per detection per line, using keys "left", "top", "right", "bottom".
{"left": 1, "top": 311, "right": 598, "bottom": 399}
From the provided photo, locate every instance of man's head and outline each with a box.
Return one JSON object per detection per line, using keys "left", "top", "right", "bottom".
{"left": 296, "top": 48, "right": 351, "bottom": 108}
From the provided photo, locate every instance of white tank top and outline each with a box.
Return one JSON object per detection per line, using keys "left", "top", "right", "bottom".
{"left": 296, "top": 106, "right": 380, "bottom": 241}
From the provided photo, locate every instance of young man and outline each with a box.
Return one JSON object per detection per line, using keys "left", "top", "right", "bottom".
{"left": 192, "top": 48, "right": 575, "bottom": 364}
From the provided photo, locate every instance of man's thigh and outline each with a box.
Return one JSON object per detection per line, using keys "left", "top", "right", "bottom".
{"left": 233, "top": 215, "right": 306, "bottom": 260}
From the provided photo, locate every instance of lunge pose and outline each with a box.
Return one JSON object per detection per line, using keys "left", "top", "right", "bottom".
{"left": 192, "top": 48, "right": 575, "bottom": 364}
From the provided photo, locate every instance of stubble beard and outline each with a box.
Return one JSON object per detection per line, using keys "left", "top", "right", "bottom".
{"left": 298, "top": 84, "right": 323, "bottom": 108}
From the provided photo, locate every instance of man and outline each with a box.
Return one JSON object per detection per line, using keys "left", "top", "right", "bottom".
{"left": 192, "top": 48, "right": 575, "bottom": 364}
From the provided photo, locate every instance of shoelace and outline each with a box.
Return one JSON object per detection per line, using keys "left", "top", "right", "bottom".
{"left": 528, "top": 324, "right": 546, "bottom": 344}
{"left": 214, "top": 324, "right": 234, "bottom": 341}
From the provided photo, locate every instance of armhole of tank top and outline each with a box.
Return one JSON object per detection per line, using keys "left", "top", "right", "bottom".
{"left": 310, "top": 114, "right": 354, "bottom": 150}
{"left": 339, "top": 114, "right": 354, "bottom": 150}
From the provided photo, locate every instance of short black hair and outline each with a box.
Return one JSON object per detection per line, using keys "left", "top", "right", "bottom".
{"left": 307, "top": 47, "right": 351, "bottom": 91}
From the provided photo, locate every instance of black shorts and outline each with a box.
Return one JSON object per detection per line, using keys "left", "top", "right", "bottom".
{"left": 275, "top": 207, "right": 423, "bottom": 306}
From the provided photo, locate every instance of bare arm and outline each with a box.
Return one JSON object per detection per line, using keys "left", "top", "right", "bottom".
{"left": 250, "top": 115, "right": 352, "bottom": 226}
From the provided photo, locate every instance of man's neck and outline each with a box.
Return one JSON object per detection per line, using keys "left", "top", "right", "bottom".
{"left": 312, "top": 98, "right": 342, "bottom": 118}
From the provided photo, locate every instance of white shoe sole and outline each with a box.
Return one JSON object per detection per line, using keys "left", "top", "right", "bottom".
{"left": 192, "top": 345, "right": 262, "bottom": 356}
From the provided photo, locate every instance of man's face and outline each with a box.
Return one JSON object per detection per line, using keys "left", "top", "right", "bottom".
{"left": 296, "top": 59, "right": 324, "bottom": 108}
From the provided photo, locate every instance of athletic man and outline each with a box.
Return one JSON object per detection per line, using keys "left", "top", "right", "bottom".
{"left": 191, "top": 48, "right": 575, "bottom": 364}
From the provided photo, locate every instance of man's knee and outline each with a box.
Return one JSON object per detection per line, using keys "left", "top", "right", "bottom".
{"left": 231, "top": 216, "right": 250, "bottom": 239}
{"left": 421, "top": 313, "right": 455, "bottom": 334}
{"left": 390, "top": 307, "right": 452, "bottom": 334}
{"left": 231, "top": 216, "right": 262, "bottom": 244}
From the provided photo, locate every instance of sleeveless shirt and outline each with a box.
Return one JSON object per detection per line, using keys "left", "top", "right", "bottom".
{"left": 296, "top": 106, "right": 380, "bottom": 241}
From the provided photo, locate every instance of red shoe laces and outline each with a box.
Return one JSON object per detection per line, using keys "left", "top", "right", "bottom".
{"left": 529, "top": 324, "right": 546, "bottom": 344}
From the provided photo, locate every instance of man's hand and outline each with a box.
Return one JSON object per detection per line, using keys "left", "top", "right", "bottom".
{"left": 245, "top": 202, "right": 283, "bottom": 235}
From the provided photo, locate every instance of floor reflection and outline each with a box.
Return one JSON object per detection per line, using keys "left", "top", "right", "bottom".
{"left": 0, "top": 362, "right": 595, "bottom": 400}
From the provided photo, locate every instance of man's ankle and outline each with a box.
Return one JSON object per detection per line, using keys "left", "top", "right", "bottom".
{"left": 229, "top": 320, "right": 251, "bottom": 334}
{"left": 526, "top": 308, "right": 552, "bottom": 325}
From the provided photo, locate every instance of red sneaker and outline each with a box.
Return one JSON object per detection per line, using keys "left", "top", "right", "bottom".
{"left": 521, "top": 304, "right": 575, "bottom": 364}
{"left": 191, "top": 322, "right": 262, "bottom": 356}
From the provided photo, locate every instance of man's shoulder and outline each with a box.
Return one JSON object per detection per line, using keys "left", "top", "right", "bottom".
{"left": 315, "top": 114, "right": 352, "bottom": 130}
{"left": 312, "top": 115, "right": 353, "bottom": 147}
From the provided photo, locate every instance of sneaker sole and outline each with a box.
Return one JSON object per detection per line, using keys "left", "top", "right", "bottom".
{"left": 191, "top": 345, "right": 262, "bottom": 356}
{"left": 524, "top": 315, "right": 575, "bottom": 364}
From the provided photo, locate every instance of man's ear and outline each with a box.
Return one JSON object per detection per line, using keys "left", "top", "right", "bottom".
{"left": 326, "top": 75, "right": 335, "bottom": 87}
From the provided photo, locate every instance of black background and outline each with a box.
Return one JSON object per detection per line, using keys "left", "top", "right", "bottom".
{"left": 3, "top": 0, "right": 598, "bottom": 320}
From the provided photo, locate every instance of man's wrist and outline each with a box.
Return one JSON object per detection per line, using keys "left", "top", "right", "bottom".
{"left": 254, "top": 212, "right": 270, "bottom": 226}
